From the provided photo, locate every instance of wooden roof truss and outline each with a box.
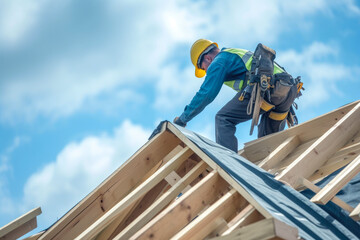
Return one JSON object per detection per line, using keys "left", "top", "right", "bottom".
{"left": 20, "top": 100, "right": 360, "bottom": 240}
{"left": 27, "top": 122, "right": 298, "bottom": 240}
{"left": 241, "top": 100, "right": 360, "bottom": 220}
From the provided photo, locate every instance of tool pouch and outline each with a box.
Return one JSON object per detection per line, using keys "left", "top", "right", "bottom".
{"left": 249, "top": 43, "right": 276, "bottom": 84}
{"left": 270, "top": 72, "right": 294, "bottom": 105}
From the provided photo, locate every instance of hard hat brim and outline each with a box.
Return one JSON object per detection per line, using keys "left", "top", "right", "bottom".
{"left": 195, "top": 68, "right": 206, "bottom": 78}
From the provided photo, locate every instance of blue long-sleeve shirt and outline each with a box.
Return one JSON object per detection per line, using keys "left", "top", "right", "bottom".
{"left": 178, "top": 49, "right": 248, "bottom": 124}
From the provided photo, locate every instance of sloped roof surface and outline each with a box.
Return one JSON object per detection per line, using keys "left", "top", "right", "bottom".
{"left": 301, "top": 167, "right": 360, "bottom": 236}
{"left": 165, "top": 122, "right": 360, "bottom": 239}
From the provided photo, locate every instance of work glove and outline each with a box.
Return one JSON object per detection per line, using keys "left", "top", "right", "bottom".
{"left": 173, "top": 117, "right": 186, "bottom": 127}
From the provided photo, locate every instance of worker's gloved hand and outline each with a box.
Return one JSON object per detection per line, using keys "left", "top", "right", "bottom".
{"left": 173, "top": 117, "right": 186, "bottom": 127}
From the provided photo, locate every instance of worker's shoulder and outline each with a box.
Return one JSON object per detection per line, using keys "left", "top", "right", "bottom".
{"left": 216, "top": 48, "right": 245, "bottom": 61}
{"left": 221, "top": 47, "right": 250, "bottom": 54}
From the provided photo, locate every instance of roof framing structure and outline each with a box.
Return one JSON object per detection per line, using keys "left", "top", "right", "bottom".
{"left": 29, "top": 123, "right": 284, "bottom": 240}
{"left": 241, "top": 100, "right": 360, "bottom": 220}
{"left": 18, "top": 100, "right": 360, "bottom": 240}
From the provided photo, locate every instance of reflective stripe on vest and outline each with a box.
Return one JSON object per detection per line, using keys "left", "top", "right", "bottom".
{"left": 222, "top": 48, "right": 252, "bottom": 92}
{"left": 223, "top": 79, "right": 245, "bottom": 92}
{"left": 223, "top": 48, "right": 252, "bottom": 70}
{"left": 222, "top": 48, "right": 285, "bottom": 92}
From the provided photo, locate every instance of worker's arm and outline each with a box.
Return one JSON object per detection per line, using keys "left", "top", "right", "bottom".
{"left": 174, "top": 61, "right": 227, "bottom": 127}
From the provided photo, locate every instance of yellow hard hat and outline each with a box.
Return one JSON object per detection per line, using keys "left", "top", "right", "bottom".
{"left": 190, "top": 39, "right": 218, "bottom": 78}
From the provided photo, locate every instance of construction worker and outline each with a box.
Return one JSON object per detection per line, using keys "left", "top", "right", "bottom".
{"left": 174, "top": 39, "right": 301, "bottom": 152}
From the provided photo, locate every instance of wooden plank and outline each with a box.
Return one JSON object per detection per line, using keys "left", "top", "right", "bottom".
{"left": 114, "top": 161, "right": 208, "bottom": 240}
{"left": 39, "top": 130, "right": 180, "bottom": 240}
{"left": 258, "top": 135, "right": 300, "bottom": 170}
{"left": 172, "top": 189, "right": 244, "bottom": 240}
{"left": 221, "top": 205, "right": 263, "bottom": 236}
{"left": 311, "top": 154, "right": 360, "bottom": 204}
{"left": 212, "top": 218, "right": 298, "bottom": 240}
{"left": 309, "top": 141, "right": 360, "bottom": 182}
{"left": 94, "top": 146, "right": 186, "bottom": 240}
{"left": 165, "top": 171, "right": 181, "bottom": 185}
{"left": 164, "top": 171, "right": 192, "bottom": 193}
{"left": 276, "top": 102, "right": 360, "bottom": 188}
{"left": 273, "top": 138, "right": 360, "bottom": 181}
{"left": 343, "top": 128, "right": 360, "bottom": 148}
{"left": 110, "top": 157, "right": 202, "bottom": 238}
{"left": 226, "top": 205, "right": 254, "bottom": 229}
{"left": 96, "top": 180, "right": 169, "bottom": 240}
{"left": 166, "top": 123, "right": 273, "bottom": 219}
{"left": 350, "top": 203, "right": 360, "bottom": 221}
{"left": 267, "top": 138, "right": 317, "bottom": 175}
{"left": 301, "top": 178, "right": 354, "bottom": 213}
{"left": 22, "top": 231, "right": 44, "bottom": 240}
{"left": 0, "top": 207, "right": 41, "bottom": 239}
{"left": 276, "top": 130, "right": 360, "bottom": 178}
{"left": 242, "top": 101, "right": 360, "bottom": 163}
{"left": 1, "top": 218, "right": 37, "bottom": 240}
{"left": 206, "top": 218, "right": 229, "bottom": 239}
{"left": 75, "top": 146, "right": 193, "bottom": 240}
{"left": 130, "top": 171, "right": 229, "bottom": 240}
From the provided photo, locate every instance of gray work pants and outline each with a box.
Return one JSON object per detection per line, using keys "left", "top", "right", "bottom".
{"left": 215, "top": 84, "right": 298, "bottom": 152}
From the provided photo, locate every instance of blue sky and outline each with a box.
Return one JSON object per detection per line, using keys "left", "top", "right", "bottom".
{"left": 1, "top": 0, "right": 360, "bottom": 237}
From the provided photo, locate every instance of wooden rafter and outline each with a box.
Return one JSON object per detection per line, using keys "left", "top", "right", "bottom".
{"left": 221, "top": 205, "right": 262, "bottom": 236}
{"left": 171, "top": 189, "right": 244, "bottom": 240}
{"left": 276, "top": 102, "right": 360, "bottom": 188}
{"left": 242, "top": 100, "right": 360, "bottom": 163}
{"left": 258, "top": 135, "right": 300, "bottom": 170}
{"left": 213, "top": 218, "right": 299, "bottom": 240}
{"left": 308, "top": 141, "right": 360, "bottom": 182}
{"left": 22, "top": 101, "right": 360, "bottom": 240}
{"left": 95, "top": 145, "right": 187, "bottom": 240}
{"left": 350, "top": 203, "right": 360, "bottom": 221}
{"left": 301, "top": 178, "right": 354, "bottom": 213}
{"left": 76, "top": 146, "right": 194, "bottom": 239}
{"left": 311, "top": 154, "right": 360, "bottom": 205}
{"left": 38, "top": 130, "right": 181, "bottom": 240}
{"left": 130, "top": 171, "right": 230, "bottom": 240}
{"left": 166, "top": 123, "right": 273, "bottom": 220}
{"left": 114, "top": 161, "right": 208, "bottom": 240}
{"left": 238, "top": 101, "right": 360, "bottom": 222}
{"left": 0, "top": 207, "right": 42, "bottom": 240}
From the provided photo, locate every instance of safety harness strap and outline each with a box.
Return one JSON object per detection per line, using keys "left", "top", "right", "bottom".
{"left": 269, "top": 111, "right": 288, "bottom": 121}
{"left": 260, "top": 100, "right": 275, "bottom": 112}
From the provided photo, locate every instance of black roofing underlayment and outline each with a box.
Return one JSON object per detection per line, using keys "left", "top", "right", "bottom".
{"left": 301, "top": 167, "right": 360, "bottom": 237}
{"left": 151, "top": 121, "right": 360, "bottom": 240}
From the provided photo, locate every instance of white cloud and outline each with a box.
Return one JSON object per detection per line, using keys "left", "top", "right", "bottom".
{"left": 153, "top": 0, "right": 359, "bottom": 114}
{"left": 0, "top": 62, "right": 131, "bottom": 122}
{"left": 276, "top": 42, "right": 356, "bottom": 108}
{"left": 21, "top": 119, "right": 151, "bottom": 226}
{"left": 0, "top": 0, "right": 43, "bottom": 46}
{"left": 0, "top": 0, "right": 208, "bottom": 124}
{"left": 154, "top": 64, "right": 203, "bottom": 110}
{"left": 208, "top": 0, "right": 331, "bottom": 47}
{"left": 0, "top": 0, "right": 359, "bottom": 124}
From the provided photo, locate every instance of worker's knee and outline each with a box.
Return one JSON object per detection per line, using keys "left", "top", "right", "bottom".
{"left": 258, "top": 113, "right": 287, "bottom": 138}
{"left": 215, "top": 112, "right": 225, "bottom": 127}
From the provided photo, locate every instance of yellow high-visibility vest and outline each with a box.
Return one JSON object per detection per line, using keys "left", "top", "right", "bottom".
{"left": 222, "top": 48, "right": 284, "bottom": 92}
